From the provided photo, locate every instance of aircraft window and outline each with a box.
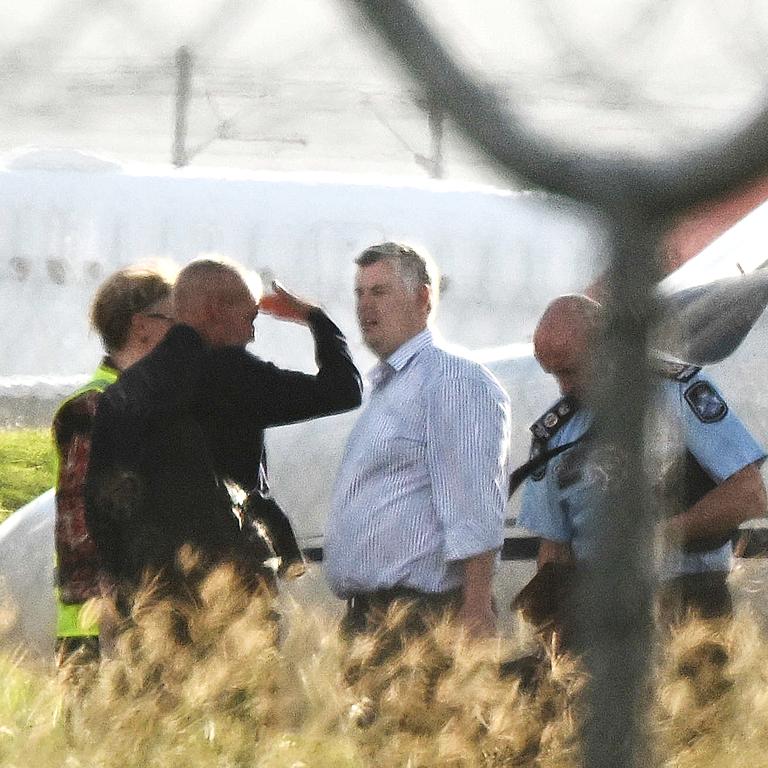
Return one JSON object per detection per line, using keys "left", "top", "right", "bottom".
{"left": 46, "top": 258, "right": 68, "bottom": 286}
{"left": 84, "top": 261, "right": 102, "bottom": 282}
{"left": 9, "top": 257, "right": 31, "bottom": 282}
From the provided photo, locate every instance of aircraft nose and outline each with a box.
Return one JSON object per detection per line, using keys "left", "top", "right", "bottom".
{"left": 657, "top": 269, "right": 768, "bottom": 365}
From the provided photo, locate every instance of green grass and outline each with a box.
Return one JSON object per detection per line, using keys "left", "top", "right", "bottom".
{"left": 0, "top": 429, "right": 56, "bottom": 524}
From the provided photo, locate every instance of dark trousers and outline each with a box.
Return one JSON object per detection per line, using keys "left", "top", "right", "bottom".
{"left": 55, "top": 636, "right": 100, "bottom": 668}
{"left": 657, "top": 570, "right": 732, "bottom": 625}
{"left": 513, "top": 564, "right": 733, "bottom": 655}
{"left": 342, "top": 587, "right": 462, "bottom": 637}
{"left": 340, "top": 587, "right": 461, "bottom": 682}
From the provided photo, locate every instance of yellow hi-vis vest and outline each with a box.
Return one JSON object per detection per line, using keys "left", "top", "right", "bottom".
{"left": 54, "top": 360, "right": 119, "bottom": 638}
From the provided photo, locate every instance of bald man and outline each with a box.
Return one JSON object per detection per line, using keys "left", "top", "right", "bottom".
{"left": 515, "top": 294, "right": 767, "bottom": 635}
{"left": 85, "top": 257, "right": 362, "bottom": 607}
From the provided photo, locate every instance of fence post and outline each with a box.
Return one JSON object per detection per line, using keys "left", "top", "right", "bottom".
{"left": 575, "top": 208, "right": 663, "bottom": 767}
{"left": 172, "top": 46, "right": 193, "bottom": 168}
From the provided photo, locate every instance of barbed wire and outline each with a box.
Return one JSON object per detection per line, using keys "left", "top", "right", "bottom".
{"left": 2, "top": 0, "right": 768, "bottom": 175}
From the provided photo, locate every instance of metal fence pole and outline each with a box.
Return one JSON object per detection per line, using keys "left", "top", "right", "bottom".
{"left": 575, "top": 209, "right": 663, "bottom": 767}
{"left": 172, "top": 46, "right": 193, "bottom": 168}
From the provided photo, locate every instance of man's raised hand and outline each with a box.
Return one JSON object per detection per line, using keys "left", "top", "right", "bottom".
{"left": 259, "top": 280, "right": 318, "bottom": 325}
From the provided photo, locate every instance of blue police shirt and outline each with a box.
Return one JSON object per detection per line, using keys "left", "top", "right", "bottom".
{"left": 518, "top": 406, "right": 592, "bottom": 546}
{"left": 518, "top": 370, "right": 766, "bottom": 579}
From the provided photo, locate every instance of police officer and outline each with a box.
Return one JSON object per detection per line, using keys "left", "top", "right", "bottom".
{"left": 515, "top": 294, "right": 768, "bottom": 638}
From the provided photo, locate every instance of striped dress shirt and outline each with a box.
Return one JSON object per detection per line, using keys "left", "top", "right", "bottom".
{"left": 324, "top": 328, "right": 511, "bottom": 598}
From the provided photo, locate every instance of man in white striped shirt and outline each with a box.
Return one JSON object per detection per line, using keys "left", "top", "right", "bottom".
{"left": 325, "top": 242, "right": 511, "bottom": 639}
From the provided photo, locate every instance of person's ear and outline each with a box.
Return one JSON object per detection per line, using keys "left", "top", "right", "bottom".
{"left": 418, "top": 283, "right": 431, "bottom": 317}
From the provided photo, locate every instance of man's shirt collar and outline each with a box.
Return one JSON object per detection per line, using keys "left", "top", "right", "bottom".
{"left": 368, "top": 361, "right": 393, "bottom": 389}
{"left": 367, "top": 328, "right": 432, "bottom": 388}
{"left": 387, "top": 328, "right": 433, "bottom": 371}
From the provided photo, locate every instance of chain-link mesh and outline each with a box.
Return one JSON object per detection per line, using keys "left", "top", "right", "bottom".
{"left": 4, "top": 2, "right": 768, "bottom": 765}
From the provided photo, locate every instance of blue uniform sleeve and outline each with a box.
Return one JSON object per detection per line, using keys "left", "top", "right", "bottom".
{"left": 676, "top": 372, "right": 767, "bottom": 482}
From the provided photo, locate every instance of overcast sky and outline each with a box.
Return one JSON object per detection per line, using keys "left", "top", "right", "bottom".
{"left": 1, "top": 0, "right": 768, "bottom": 182}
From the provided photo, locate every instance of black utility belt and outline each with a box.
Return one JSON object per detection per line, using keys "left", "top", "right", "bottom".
{"left": 684, "top": 531, "right": 735, "bottom": 554}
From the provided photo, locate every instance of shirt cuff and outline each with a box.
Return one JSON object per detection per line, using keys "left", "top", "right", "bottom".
{"left": 516, "top": 510, "right": 572, "bottom": 544}
{"left": 444, "top": 518, "right": 504, "bottom": 561}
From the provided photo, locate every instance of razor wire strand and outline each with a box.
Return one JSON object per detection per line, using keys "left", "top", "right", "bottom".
{"left": 344, "top": 1, "right": 768, "bottom": 767}
{"left": 346, "top": 0, "right": 768, "bottom": 214}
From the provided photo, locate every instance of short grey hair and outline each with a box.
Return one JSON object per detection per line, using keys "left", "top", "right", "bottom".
{"left": 174, "top": 255, "right": 262, "bottom": 316}
{"left": 354, "top": 242, "right": 439, "bottom": 296}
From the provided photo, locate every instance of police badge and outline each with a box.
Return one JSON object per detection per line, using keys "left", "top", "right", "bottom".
{"left": 684, "top": 380, "right": 728, "bottom": 423}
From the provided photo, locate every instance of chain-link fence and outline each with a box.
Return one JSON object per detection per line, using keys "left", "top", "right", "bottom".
{"left": 4, "top": 2, "right": 768, "bottom": 765}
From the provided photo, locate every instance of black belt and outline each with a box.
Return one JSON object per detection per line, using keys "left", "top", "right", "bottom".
{"left": 346, "top": 586, "right": 461, "bottom": 614}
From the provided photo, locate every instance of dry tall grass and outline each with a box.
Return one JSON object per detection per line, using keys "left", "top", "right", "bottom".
{"left": 3, "top": 564, "right": 768, "bottom": 768}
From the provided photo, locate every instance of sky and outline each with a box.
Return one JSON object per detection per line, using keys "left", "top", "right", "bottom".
{"left": 1, "top": 0, "right": 768, "bottom": 184}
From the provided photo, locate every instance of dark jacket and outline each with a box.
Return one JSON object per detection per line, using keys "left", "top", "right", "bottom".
{"left": 85, "top": 309, "right": 362, "bottom": 589}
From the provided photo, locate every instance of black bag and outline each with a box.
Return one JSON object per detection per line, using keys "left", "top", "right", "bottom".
{"left": 241, "top": 490, "right": 306, "bottom": 578}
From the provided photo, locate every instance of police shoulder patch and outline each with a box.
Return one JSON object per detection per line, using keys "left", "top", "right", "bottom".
{"left": 684, "top": 380, "right": 728, "bottom": 423}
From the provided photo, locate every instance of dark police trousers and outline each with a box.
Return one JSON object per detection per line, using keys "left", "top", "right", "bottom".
{"left": 513, "top": 563, "right": 732, "bottom": 655}
{"left": 657, "top": 570, "right": 732, "bottom": 625}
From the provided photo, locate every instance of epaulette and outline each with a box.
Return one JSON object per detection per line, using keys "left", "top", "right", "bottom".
{"left": 650, "top": 357, "right": 701, "bottom": 383}
{"left": 529, "top": 395, "right": 579, "bottom": 442}
{"left": 527, "top": 395, "right": 579, "bottom": 482}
